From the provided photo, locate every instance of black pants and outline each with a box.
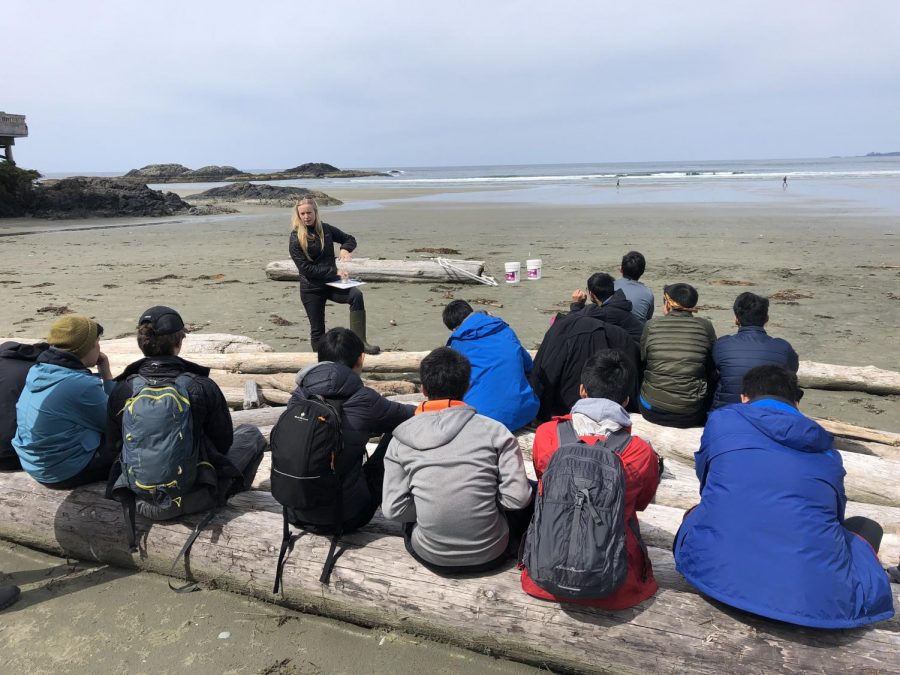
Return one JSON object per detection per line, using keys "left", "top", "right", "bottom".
{"left": 0, "top": 453, "right": 22, "bottom": 471}
{"left": 639, "top": 397, "right": 707, "bottom": 429}
{"left": 403, "top": 499, "right": 535, "bottom": 576}
{"left": 38, "top": 436, "right": 117, "bottom": 490}
{"left": 300, "top": 284, "right": 365, "bottom": 349}
{"left": 845, "top": 516, "right": 883, "bottom": 553}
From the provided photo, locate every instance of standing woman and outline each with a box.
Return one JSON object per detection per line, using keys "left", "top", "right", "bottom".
{"left": 289, "top": 198, "right": 380, "bottom": 354}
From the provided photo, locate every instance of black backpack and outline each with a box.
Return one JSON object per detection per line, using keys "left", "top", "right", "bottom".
{"left": 269, "top": 395, "right": 344, "bottom": 591}
{"left": 523, "top": 420, "right": 630, "bottom": 600}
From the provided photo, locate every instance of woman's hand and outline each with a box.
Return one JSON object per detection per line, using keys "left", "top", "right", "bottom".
{"left": 339, "top": 249, "right": 352, "bottom": 262}
{"left": 96, "top": 351, "right": 113, "bottom": 381}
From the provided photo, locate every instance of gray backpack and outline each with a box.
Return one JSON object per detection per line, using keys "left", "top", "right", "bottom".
{"left": 523, "top": 421, "right": 630, "bottom": 600}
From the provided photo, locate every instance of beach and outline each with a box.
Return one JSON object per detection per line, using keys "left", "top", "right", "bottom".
{"left": 1, "top": 181, "right": 898, "bottom": 431}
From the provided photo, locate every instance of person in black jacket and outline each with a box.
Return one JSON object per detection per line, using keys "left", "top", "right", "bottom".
{"left": 570, "top": 272, "right": 645, "bottom": 343}
{"left": 0, "top": 340, "right": 49, "bottom": 470}
{"left": 289, "top": 198, "right": 380, "bottom": 354}
{"left": 105, "top": 306, "right": 264, "bottom": 519}
{"left": 530, "top": 311, "right": 640, "bottom": 421}
{"left": 287, "top": 327, "right": 414, "bottom": 533}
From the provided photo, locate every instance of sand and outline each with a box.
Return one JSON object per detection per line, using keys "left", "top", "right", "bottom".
{"left": 1, "top": 189, "right": 897, "bottom": 431}
{"left": 0, "top": 540, "right": 537, "bottom": 674}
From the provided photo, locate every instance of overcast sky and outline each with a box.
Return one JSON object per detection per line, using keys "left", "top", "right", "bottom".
{"left": 5, "top": 1, "right": 900, "bottom": 172}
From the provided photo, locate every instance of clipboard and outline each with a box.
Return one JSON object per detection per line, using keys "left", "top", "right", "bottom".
{"left": 326, "top": 279, "right": 366, "bottom": 289}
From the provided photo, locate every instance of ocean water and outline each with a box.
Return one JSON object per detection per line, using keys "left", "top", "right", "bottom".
{"left": 59, "top": 156, "right": 900, "bottom": 214}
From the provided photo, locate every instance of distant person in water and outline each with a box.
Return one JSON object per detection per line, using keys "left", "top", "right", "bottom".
{"left": 783, "top": 175, "right": 788, "bottom": 190}
{"left": 288, "top": 198, "right": 380, "bottom": 354}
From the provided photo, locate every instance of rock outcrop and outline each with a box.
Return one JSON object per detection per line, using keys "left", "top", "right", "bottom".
{"left": 185, "top": 182, "right": 342, "bottom": 207}
{"left": 29, "top": 177, "right": 193, "bottom": 219}
{"left": 120, "top": 162, "right": 387, "bottom": 182}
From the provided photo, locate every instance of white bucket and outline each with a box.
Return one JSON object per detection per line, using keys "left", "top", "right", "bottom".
{"left": 526, "top": 259, "right": 542, "bottom": 280}
{"left": 504, "top": 262, "right": 521, "bottom": 283}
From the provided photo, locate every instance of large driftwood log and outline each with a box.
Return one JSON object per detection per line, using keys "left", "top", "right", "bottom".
{"left": 1, "top": 473, "right": 896, "bottom": 674}
{"left": 3, "top": 333, "right": 274, "bottom": 354}
{"left": 799, "top": 361, "right": 900, "bottom": 396}
{"left": 265, "top": 258, "right": 487, "bottom": 283}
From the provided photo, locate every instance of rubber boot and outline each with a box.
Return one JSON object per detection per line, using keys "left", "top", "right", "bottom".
{"left": 349, "top": 310, "right": 381, "bottom": 355}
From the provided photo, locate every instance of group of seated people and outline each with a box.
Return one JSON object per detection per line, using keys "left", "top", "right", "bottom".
{"left": 0, "top": 252, "right": 895, "bottom": 628}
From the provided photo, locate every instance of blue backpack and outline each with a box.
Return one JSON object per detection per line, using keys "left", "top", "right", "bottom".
{"left": 120, "top": 373, "right": 198, "bottom": 508}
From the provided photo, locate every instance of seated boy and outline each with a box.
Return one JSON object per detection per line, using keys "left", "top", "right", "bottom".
{"left": 521, "top": 349, "right": 661, "bottom": 609}
{"left": 569, "top": 272, "right": 645, "bottom": 343}
{"left": 711, "top": 292, "right": 798, "bottom": 408}
{"left": 382, "top": 347, "right": 533, "bottom": 574}
{"left": 674, "top": 365, "right": 894, "bottom": 628}
{"left": 106, "top": 306, "right": 265, "bottom": 521}
{"left": 1, "top": 339, "right": 49, "bottom": 470}
{"left": 614, "top": 251, "right": 654, "bottom": 324}
{"left": 639, "top": 283, "right": 717, "bottom": 428}
{"left": 443, "top": 300, "right": 538, "bottom": 431}
{"left": 14, "top": 315, "right": 117, "bottom": 488}
{"left": 286, "top": 326, "right": 414, "bottom": 533}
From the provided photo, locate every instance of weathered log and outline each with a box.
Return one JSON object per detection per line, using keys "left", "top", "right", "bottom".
{"left": 629, "top": 415, "right": 900, "bottom": 508}
{"left": 815, "top": 419, "right": 900, "bottom": 448}
{"left": 2, "top": 333, "right": 274, "bottom": 354}
{"left": 799, "top": 361, "right": 900, "bottom": 396}
{"left": 1, "top": 473, "right": 896, "bottom": 674}
{"left": 265, "top": 258, "right": 487, "bottom": 283}
{"left": 243, "top": 380, "right": 261, "bottom": 410}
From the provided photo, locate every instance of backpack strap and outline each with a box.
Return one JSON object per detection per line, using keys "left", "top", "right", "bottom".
{"left": 273, "top": 507, "right": 303, "bottom": 594}
{"left": 556, "top": 420, "right": 582, "bottom": 446}
{"left": 596, "top": 428, "right": 633, "bottom": 455}
{"left": 167, "top": 507, "right": 217, "bottom": 593}
{"left": 315, "top": 395, "right": 345, "bottom": 586}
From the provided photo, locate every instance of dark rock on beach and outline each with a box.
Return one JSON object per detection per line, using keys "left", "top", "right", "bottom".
{"left": 185, "top": 182, "right": 342, "bottom": 207}
{"left": 29, "top": 177, "right": 192, "bottom": 219}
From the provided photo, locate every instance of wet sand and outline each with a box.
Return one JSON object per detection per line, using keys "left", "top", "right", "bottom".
{"left": 1, "top": 191, "right": 897, "bottom": 430}
{"left": 0, "top": 540, "right": 536, "bottom": 674}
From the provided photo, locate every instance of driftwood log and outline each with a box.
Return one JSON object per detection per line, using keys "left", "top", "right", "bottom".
{"left": 1, "top": 472, "right": 896, "bottom": 674}
{"left": 265, "top": 258, "right": 487, "bottom": 283}
{"left": 3, "top": 333, "right": 274, "bottom": 355}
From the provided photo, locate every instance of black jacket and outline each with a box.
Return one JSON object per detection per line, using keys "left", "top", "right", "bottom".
{"left": 0, "top": 341, "right": 49, "bottom": 466}
{"left": 288, "top": 223, "right": 357, "bottom": 290}
{"left": 288, "top": 361, "right": 414, "bottom": 525}
{"left": 570, "top": 290, "right": 646, "bottom": 343}
{"left": 530, "top": 313, "right": 641, "bottom": 421}
{"left": 105, "top": 355, "right": 239, "bottom": 482}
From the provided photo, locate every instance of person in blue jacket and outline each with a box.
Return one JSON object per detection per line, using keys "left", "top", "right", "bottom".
{"left": 443, "top": 301, "right": 538, "bottom": 431}
{"left": 711, "top": 292, "right": 798, "bottom": 408}
{"left": 13, "top": 314, "right": 117, "bottom": 488}
{"left": 674, "top": 365, "right": 894, "bottom": 629}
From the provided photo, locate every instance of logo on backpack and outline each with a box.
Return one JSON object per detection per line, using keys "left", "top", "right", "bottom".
{"left": 523, "top": 421, "right": 630, "bottom": 600}
{"left": 120, "top": 373, "right": 197, "bottom": 510}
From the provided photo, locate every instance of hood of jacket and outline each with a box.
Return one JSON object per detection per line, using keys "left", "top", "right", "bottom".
{"left": 294, "top": 361, "right": 362, "bottom": 400}
{"left": 27, "top": 348, "right": 90, "bottom": 393}
{"left": 733, "top": 399, "right": 833, "bottom": 454}
{"left": 569, "top": 397, "right": 632, "bottom": 437}
{"left": 0, "top": 341, "right": 49, "bottom": 362}
{"left": 392, "top": 404, "right": 477, "bottom": 450}
{"left": 601, "top": 289, "right": 633, "bottom": 313}
{"left": 448, "top": 312, "right": 507, "bottom": 343}
{"left": 117, "top": 354, "right": 211, "bottom": 381}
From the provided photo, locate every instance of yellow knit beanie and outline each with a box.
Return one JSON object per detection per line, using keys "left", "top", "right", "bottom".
{"left": 47, "top": 315, "right": 102, "bottom": 359}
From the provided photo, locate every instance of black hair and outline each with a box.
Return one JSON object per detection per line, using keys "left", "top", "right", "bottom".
{"left": 137, "top": 323, "right": 186, "bottom": 357}
{"left": 318, "top": 327, "right": 364, "bottom": 368}
{"left": 741, "top": 365, "right": 803, "bottom": 404}
{"left": 580, "top": 349, "right": 635, "bottom": 404}
{"left": 586, "top": 272, "right": 616, "bottom": 303}
{"left": 420, "top": 347, "right": 471, "bottom": 400}
{"left": 442, "top": 300, "right": 473, "bottom": 330}
{"left": 621, "top": 251, "right": 646, "bottom": 281}
{"left": 733, "top": 292, "right": 769, "bottom": 327}
{"left": 664, "top": 282, "right": 699, "bottom": 309}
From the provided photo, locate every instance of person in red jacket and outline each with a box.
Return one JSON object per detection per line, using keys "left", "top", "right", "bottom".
{"left": 521, "top": 348, "right": 661, "bottom": 609}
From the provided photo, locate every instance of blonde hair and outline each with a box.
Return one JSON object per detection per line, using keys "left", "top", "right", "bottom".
{"left": 290, "top": 197, "right": 325, "bottom": 260}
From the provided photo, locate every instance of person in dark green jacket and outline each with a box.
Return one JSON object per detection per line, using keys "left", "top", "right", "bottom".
{"left": 639, "top": 283, "right": 716, "bottom": 428}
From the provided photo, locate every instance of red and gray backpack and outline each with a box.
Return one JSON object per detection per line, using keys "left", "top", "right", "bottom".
{"left": 523, "top": 420, "right": 630, "bottom": 600}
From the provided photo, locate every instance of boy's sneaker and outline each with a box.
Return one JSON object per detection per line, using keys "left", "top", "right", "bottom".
{"left": 0, "top": 584, "right": 20, "bottom": 611}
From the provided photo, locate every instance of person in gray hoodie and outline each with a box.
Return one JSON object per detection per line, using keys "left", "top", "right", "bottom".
{"left": 382, "top": 347, "right": 533, "bottom": 574}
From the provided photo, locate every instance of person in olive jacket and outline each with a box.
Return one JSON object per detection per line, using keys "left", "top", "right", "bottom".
{"left": 639, "top": 283, "right": 717, "bottom": 428}
{"left": 288, "top": 197, "right": 380, "bottom": 354}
